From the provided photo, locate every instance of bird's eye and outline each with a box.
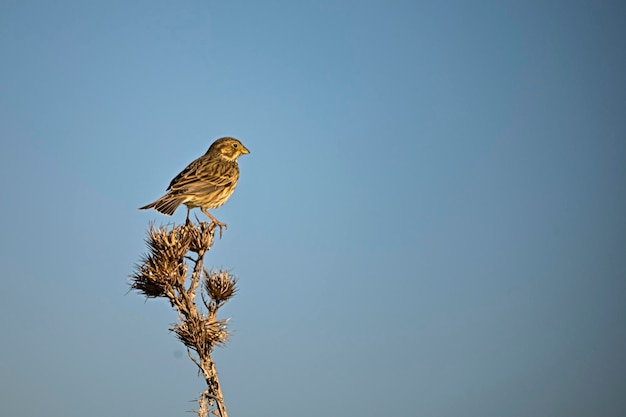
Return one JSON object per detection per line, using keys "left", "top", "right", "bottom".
{"left": 233, "top": 143, "right": 238, "bottom": 148}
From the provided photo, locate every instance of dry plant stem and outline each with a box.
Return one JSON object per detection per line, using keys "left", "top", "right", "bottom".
{"left": 183, "top": 249, "right": 228, "bottom": 417}
{"left": 201, "top": 357, "right": 228, "bottom": 417}
{"left": 131, "top": 221, "right": 235, "bottom": 417}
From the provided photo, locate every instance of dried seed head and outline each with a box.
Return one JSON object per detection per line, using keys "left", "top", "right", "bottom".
{"left": 188, "top": 221, "right": 216, "bottom": 254}
{"left": 171, "top": 316, "right": 229, "bottom": 356}
{"left": 130, "top": 261, "right": 169, "bottom": 298}
{"left": 130, "top": 224, "right": 192, "bottom": 298}
{"left": 204, "top": 269, "right": 238, "bottom": 303}
{"left": 130, "top": 254, "right": 188, "bottom": 297}
{"left": 146, "top": 223, "right": 193, "bottom": 261}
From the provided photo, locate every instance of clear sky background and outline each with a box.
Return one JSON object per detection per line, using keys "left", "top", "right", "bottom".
{"left": 1, "top": 1, "right": 625, "bottom": 416}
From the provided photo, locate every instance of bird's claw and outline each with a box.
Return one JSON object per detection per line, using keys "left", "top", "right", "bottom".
{"left": 212, "top": 221, "right": 228, "bottom": 239}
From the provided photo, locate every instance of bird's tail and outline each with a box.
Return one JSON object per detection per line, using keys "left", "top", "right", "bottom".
{"left": 138, "top": 195, "right": 182, "bottom": 216}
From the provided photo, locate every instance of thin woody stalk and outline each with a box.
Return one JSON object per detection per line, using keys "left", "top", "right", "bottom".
{"left": 131, "top": 221, "right": 237, "bottom": 417}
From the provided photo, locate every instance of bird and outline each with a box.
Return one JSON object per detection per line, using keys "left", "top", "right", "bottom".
{"left": 139, "top": 137, "right": 250, "bottom": 232}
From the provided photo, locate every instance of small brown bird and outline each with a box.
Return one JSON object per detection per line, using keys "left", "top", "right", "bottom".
{"left": 139, "top": 137, "right": 250, "bottom": 230}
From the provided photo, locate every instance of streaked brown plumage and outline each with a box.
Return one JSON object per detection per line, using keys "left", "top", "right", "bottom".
{"left": 139, "top": 137, "right": 250, "bottom": 229}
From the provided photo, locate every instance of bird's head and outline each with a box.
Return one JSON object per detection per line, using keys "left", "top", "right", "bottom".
{"left": 207, "top": 137, "right": 250, "bottom": 161}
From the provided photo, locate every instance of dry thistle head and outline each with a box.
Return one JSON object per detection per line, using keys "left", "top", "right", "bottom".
{"left": 131, "top": 255, "right": 187, "bottom": 297}
{"left": 204, "top": 269, "right": 238, "bottom": 303}
{"left": 171, "top": 316, "right": 230, "bottom": 357}
{"left": 188, "top": 221, "right": 216, "bottom": 254}
{"left": 130, "top": 224, "right": 192, "bottom": 297}
{"left": 146, "top": 223, "right": 193, "bottom": 261}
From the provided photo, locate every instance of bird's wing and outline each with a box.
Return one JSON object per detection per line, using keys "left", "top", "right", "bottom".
{"left": 168, "top": 157, "right": 237, "bottom": 193}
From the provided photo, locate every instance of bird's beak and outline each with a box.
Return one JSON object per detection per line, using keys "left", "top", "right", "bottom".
{"left": 240, "top": 145, "right": 250, "bottom": 155}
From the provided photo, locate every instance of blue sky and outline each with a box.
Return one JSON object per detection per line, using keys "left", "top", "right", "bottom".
{"left": 1, "top": 1, "right": 625, "bottom": 416}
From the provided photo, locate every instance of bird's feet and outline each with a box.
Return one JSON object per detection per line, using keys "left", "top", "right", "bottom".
{"left": 213, "top": 220, "right": 228, "bottom": 239}
{"left": 201, "top": 209, "right": 228, "bottom": 238}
